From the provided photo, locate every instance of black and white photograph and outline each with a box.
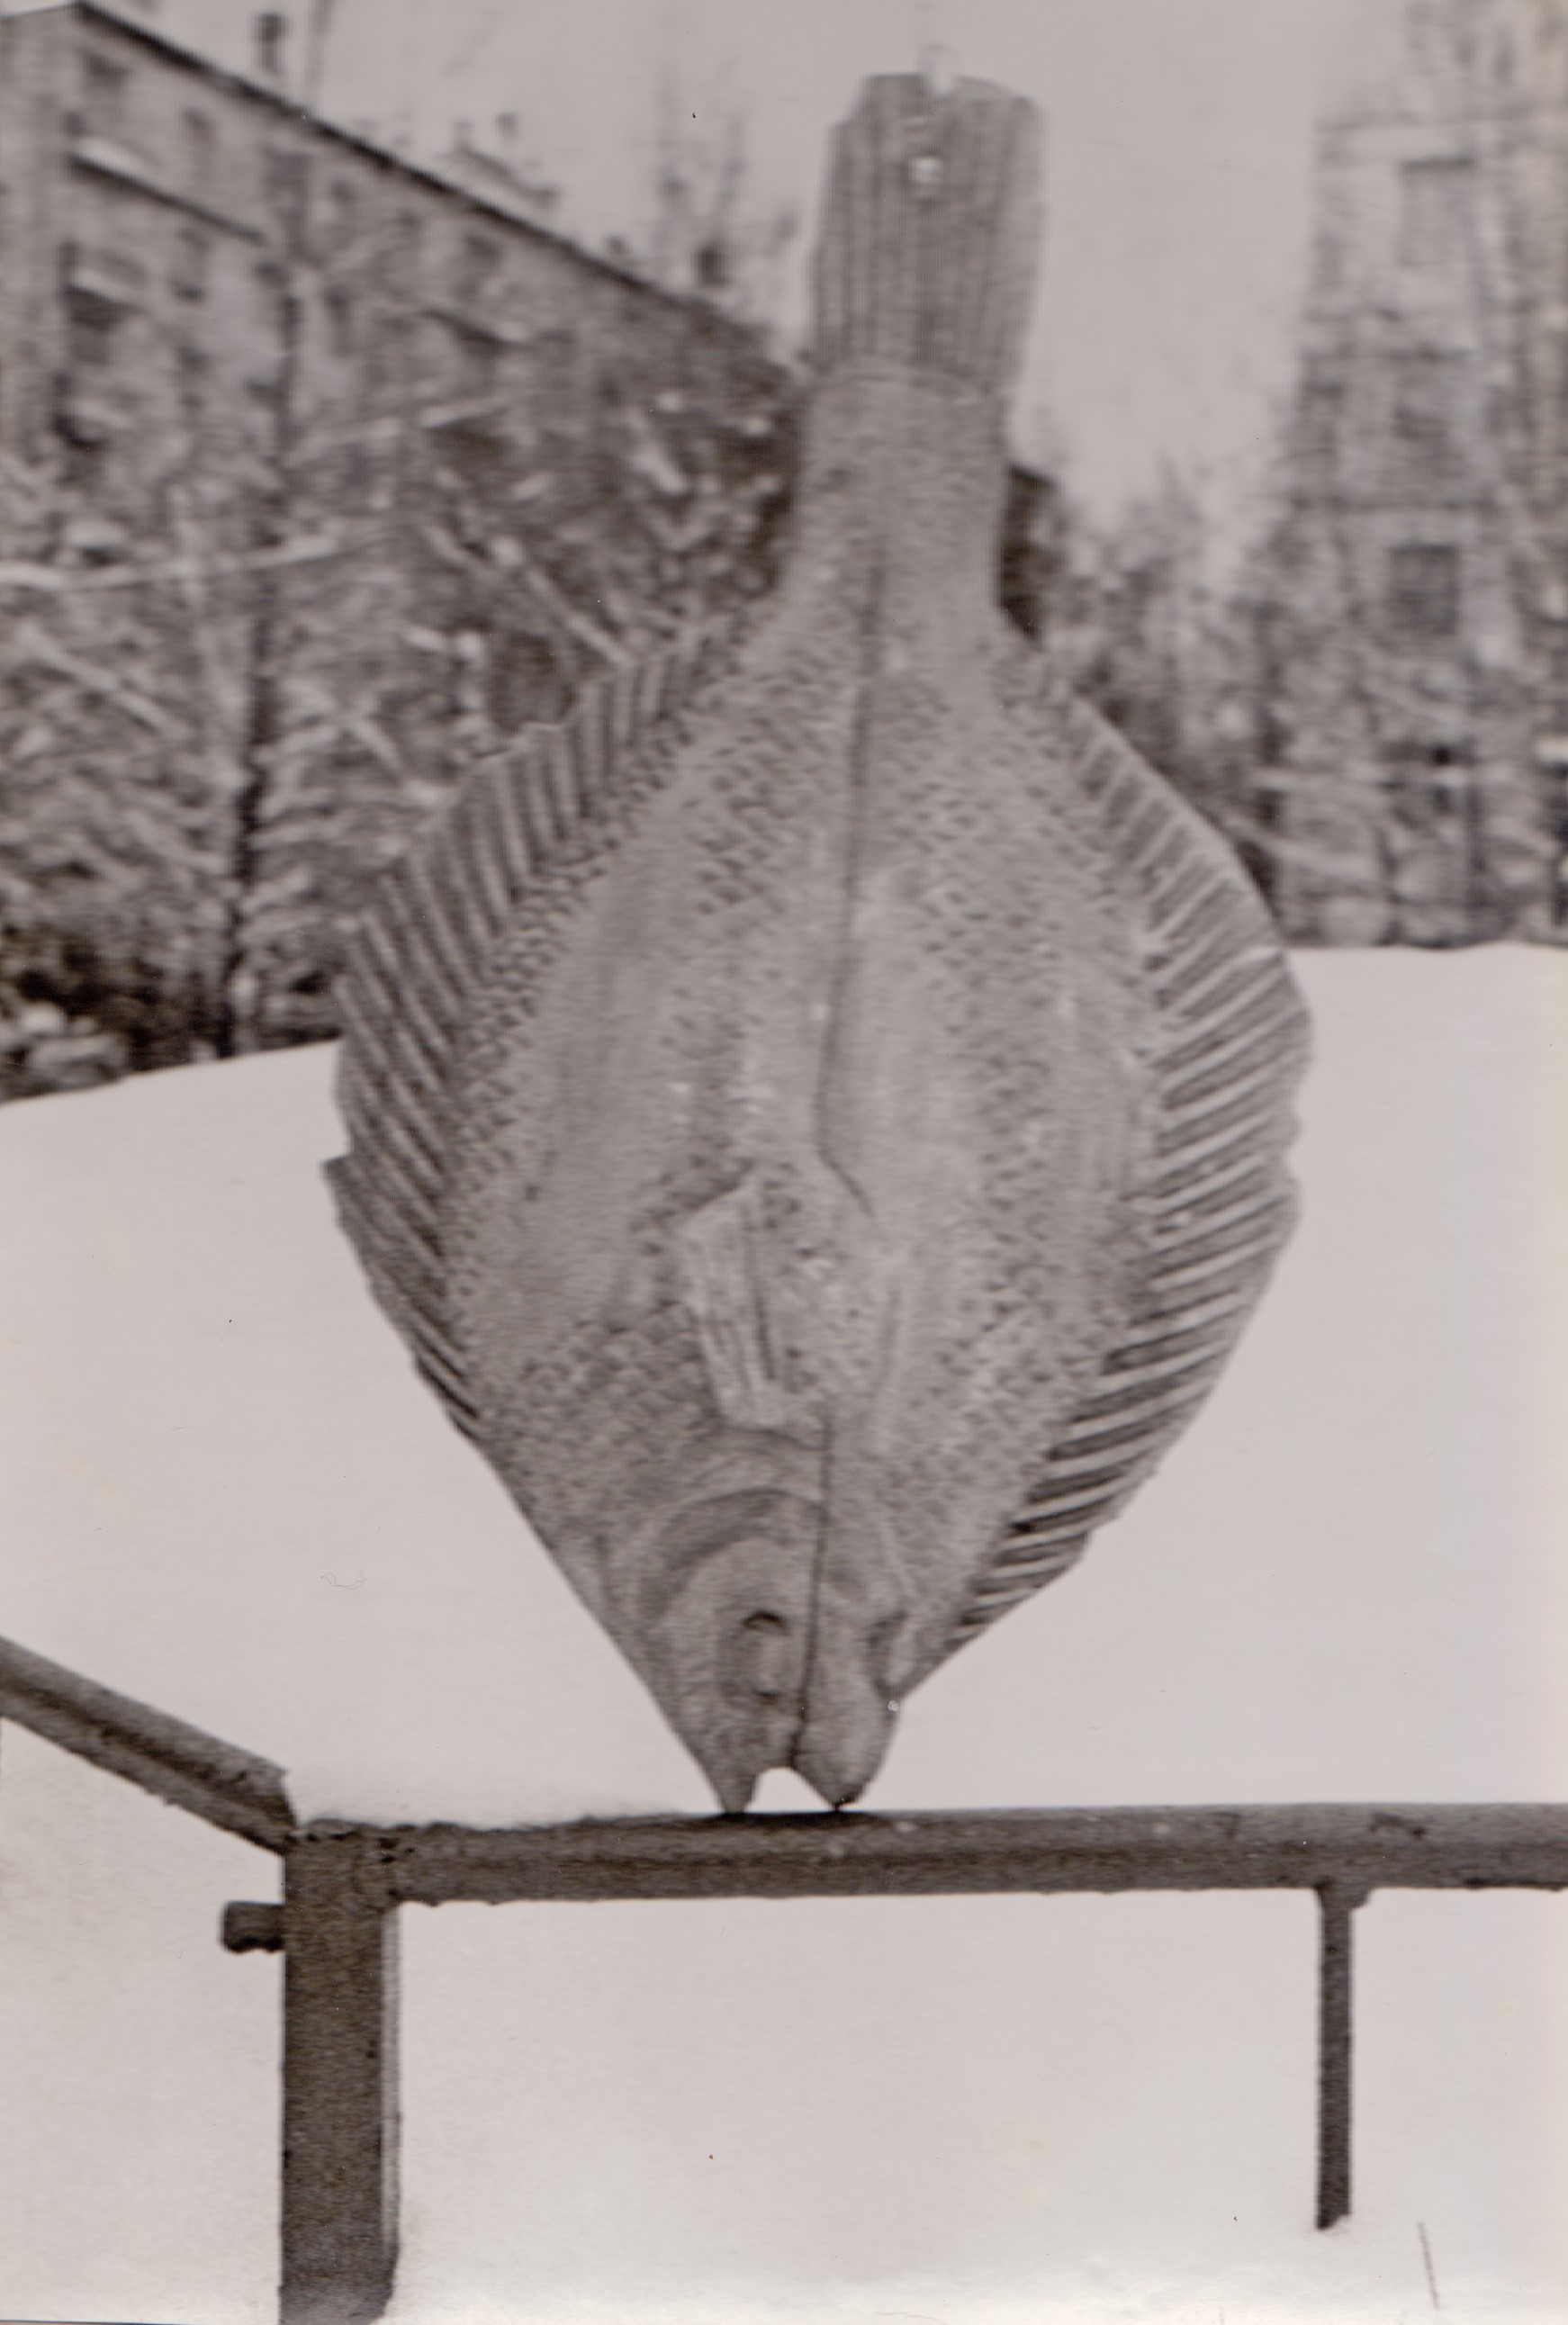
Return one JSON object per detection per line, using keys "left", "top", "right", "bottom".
{"left": 1, "top": 2, "right": 1565, "bottom": 2320}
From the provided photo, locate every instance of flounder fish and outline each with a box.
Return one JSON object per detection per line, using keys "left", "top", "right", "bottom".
{"left": 329, "top": 73, "right": 1309, "bottom": 1813}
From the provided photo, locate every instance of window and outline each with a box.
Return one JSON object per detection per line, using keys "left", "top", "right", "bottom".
{"left": 1299, "top": 376, "right": 1345, "bottom": 464}
{"left": 327, "top": 180, "right": 357, "bottom": 252}
{"left": 380, "top": 211, "right": 422, "bottom": 293}
{"left": 65, "top": 241, "right": 143, "bottom": 299}
{"left": 176, "top": 342, "right": 210, "bottom": 419}
{"left": 263, "top": 148, "right": 310, "bottom": 241}
{"left": 67, "top": 285, "right": 122, "bottom": 368}
{"left": 185, "top": 111, "right": 214, "bottom": 190}
{"left": 456, "top": 233, "right": 500, "bottom": 305}
{"left": 529, "top": 329, "right": 576, "bottom": 407}
{"left": 255, "top": 11, "right": 287, "bottom": 82}
{"left": 372, "top": 309, "right": 417, "bottom": 383}
{"left": 1386, "top": 543, "right": 1462, "bottom": 641}
{"left": 1389, "top": 350, "right": 1464, "bottom": 491}
{"left": 1386, "top": 740, "right": 1473, "bottom": 826}
{"left": 172, "top": 223, "right": 209, "bottom": 301}
{"left": 82, "top": 54, "right": 129, "bottom": 139}
{"left": 325, "top": 287, "right": 355, "bottom": 356}
{"left": 1399, "top": 158, "right": 1473, "bottom": 268}
{"left": 252, "top": 257, "right": 284, "bottom": 345}
{"left": 455, "top": 327, "right": 500, "bottom": 395}
{"left": 433, "top": 416, "right": 507, "bottom": 490}
{"left": 63, "top": 438, "right": 105, "bottom": 491}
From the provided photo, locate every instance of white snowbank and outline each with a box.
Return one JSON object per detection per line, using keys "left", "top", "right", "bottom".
{"left": 0, "top": 1028, "right": 711, "bottom": 1825}
{"left": 2, "top": 943, "right": 1566, "bottom": 2324}
{"left": 3, "top": 944, "right": 1564, "bottom": 1820}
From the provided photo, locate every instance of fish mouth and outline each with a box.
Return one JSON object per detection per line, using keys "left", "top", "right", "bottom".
{"left": 697, "top": 1601, "right": 906, "bottom": 1815}
{"left": 635, "top": 1485, "right": 911, "bottom": 1815}
{"left": 706, "top": 1600, "right": 812, "bottom": 1814}
{"left": 790, "top": 1611, "right": 906, "bottom": 1808}
{"left": 636, "top": 1489, "right": 817, "bottom": 1815}
{"left": 702, "top": 1606, "right": 905, "bottom": 1816}
{"left": 790, "top": 1702, "right": 897, "bottom": 1810}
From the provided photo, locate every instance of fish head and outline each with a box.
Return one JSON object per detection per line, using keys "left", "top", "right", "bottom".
{"left": 791, "top": 1475, "right": 919, "bottom": 1810}
{"left": 625, "top": 1473, "right": 916, "bottom": 1815}
{"left": 632, "top": 1484, "right": 820, "bottom": 1815}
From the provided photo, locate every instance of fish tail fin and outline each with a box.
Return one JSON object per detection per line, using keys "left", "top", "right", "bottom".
{"left": 812, "top": 73, "right": 1040, "bottom": 392}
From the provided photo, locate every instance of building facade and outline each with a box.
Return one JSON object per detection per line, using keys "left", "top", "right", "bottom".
{"left": 1259, "top": 0, "right": 1567, "bottom": 945}
{"left": 0, "top": 3, "right": 794, "bottom": 1069}
{"left": 0, "top": 2, "right": 785, "bottom": 518}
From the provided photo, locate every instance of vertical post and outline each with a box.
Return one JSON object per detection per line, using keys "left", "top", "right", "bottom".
{"left": 1315, "top": 1880, "right": 1364, "bottom": 2230}
{"left": 281, "top": 1829, "right": 400, "bottom": 2325}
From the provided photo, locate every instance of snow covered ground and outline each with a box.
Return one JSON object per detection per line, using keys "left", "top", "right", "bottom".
{"left": 2, "top": 945, "right": 1566, "bottom": 2323}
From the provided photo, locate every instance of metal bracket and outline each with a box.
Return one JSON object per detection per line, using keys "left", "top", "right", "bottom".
{"left": 222, "top": 1900, "right": 285, "bottom": 1954}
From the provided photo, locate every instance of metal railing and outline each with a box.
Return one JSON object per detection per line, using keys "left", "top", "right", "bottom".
{"left": 4, "top": 1628, "right": 1567, "bottom": 2325}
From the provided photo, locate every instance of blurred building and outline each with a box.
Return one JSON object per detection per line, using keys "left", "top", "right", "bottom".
{"left": 434, "top": 118, "right": 563, "bottom": 231}
{"left": 1259, "top": 0, "right": 1567, "bottom": 945}
{"left": 0, "top": 1, "right": 779, "bottom": 525}
{"left": 0, "top": 3, "right": 792, "bottom": 1073}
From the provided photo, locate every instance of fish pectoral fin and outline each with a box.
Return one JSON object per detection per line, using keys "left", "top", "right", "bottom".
{"left": 676, "top": 1158, "right": 888, "bottom": 1437}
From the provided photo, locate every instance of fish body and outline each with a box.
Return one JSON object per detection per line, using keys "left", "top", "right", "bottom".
{"left": 330, "top": 77, "right": 1309, "bottom": 1811}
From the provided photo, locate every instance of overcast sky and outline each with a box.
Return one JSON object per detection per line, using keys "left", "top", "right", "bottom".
{"left": 57, "top": 0, "right": 1397, "bottom": 554}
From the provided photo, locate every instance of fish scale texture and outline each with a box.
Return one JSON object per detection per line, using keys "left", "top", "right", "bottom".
{"left": 330, "top": 73, "right": 1308, "bottom": 1809}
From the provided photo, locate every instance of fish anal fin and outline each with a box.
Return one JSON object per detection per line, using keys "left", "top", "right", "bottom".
{"left": 946, "top": 648, "right": 1310, "bottom": 1652}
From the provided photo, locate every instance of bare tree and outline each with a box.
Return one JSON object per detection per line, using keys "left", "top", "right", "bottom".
{"left": 0, "top": 134, "right": 798, "bottom": 1095}
{"left": 644, "top": 64, "right": 798, "bottom": 334}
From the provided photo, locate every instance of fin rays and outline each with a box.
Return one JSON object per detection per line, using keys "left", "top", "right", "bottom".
{"left": 952, "top": 662, "right": 1309, "bottom": 1646}
{"left": 330, "top": 622, "right": 739, "bottom": 1441}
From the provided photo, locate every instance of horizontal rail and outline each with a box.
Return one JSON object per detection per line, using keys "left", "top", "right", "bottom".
{"left": 304, "top": 1800, "right": 1568, "bottom": 1909}
{"left": 5, "top": 1627, "right": 1564, "bottom": 1903}
{"left": 0, "top": 1633, "right": 293, "bottom": 1852}
{"left": 7, "top": 1629, "right": 1567, "bottom": 2317}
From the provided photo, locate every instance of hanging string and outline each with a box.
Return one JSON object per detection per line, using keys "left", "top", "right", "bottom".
{"left": 911, "top": 0, "right": 958, "bottom": 96}
{"left": 920, "top": 43, "right": 959, "bottom": 100}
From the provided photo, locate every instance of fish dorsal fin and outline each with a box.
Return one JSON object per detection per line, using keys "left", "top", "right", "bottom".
{"left": 952, "top": 654, "right": 1311, "bottom": 1644}
{"left": 328, "top": 620, "right": 740, "bottom": 1436}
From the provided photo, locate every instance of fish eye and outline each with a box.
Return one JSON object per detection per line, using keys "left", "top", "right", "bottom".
{"left": 737, "top": 1609, "right": 792, "bottom": 1706}
{"left": 865, "top": 1613, "right": 906, "bottom": 1693}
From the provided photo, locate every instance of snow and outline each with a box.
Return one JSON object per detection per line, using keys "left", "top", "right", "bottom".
{"left": 0, "top": 1031, "right": 710, "bottom": 1829}
{"left": 2, "top": 944, "right": 1566, "bottom": 2322}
